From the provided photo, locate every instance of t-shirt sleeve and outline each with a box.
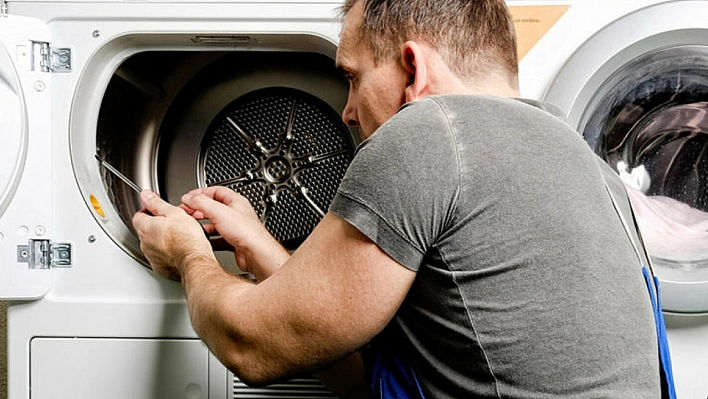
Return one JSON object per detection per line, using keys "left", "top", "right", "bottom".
{"left": 329, "top": 98, "right": 460, "bottom": 271}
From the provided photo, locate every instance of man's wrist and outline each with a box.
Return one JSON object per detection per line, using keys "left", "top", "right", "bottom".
{"left": 178, "top": 251, "right": 220, "bottom": 282}
{"left": 239, "top": 234, "right": 290, "bottom": 280}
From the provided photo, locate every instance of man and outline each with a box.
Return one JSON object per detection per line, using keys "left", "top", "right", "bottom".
{"left": 133, "top": 0, "right": 662, "bottom": 397}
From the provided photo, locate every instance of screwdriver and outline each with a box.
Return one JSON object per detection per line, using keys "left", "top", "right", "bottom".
{"left": 94, "top": 154, "right": 143, "bottom": 194}
{"left": 95, "top": 154, "right": 213, "bottom": 237}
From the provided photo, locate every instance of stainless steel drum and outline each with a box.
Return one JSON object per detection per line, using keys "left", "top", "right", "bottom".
{"left": 198, "top": 87, "right": 354, "bottom": 249}
{"left": 78, "top": 41, "right": 354, "bottom": 267}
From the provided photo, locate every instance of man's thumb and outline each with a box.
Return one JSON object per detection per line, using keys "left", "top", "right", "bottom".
{"left": 140, "top": 190, "right": 171, "bottom": 216}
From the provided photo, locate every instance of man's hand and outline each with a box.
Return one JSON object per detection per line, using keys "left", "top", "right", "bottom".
{"left": 132, "top": 190, "right": 216, "bottom": 281}
{"left": 179, "top": 186, "right": 289, "bottom": 280}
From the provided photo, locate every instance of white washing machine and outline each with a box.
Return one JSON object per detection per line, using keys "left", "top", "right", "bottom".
{"left": 517, "top": 1, "right": 708, "bottom": 398}
{"left": 2, "top": 0, "right": 707, "bottom": 398}
{"left": 0, "top": 1, "right": 355, "bottom": 398}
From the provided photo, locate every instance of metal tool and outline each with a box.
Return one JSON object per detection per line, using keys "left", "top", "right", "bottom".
{"left": 95, "top": 153, "right": 214, "bottom": 238}
{"left": 95, "top": 154, "right": 143, "bottom": 194}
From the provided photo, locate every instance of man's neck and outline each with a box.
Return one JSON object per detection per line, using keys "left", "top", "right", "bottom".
{"left": 425, "top": 63, "right": 520, "bottom": 99}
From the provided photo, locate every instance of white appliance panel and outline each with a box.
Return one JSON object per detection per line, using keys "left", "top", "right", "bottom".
{"left": 30, "top": 338, "right": 210, "bottom": 399}
{"left": 0, "top": 15, "right": 55, "bottom": 299}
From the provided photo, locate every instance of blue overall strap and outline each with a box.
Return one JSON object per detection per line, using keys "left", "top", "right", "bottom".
{"left": 361, "top": 331, "right": 427, "bottom": 399}
{"left": 602, "top": 177, "right": 677, "bottom": 399}
{"left": 641, "top": 267, "right": 677, "bottom": 399}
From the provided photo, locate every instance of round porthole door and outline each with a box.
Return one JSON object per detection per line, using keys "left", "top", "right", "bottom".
{"left": 581, "top": 46, "right": 708, "bottom": 312}
{"left": 0, "top": 25, "right": 27, "bottom": 220}
{"left": 544, "top": 1, "right": 708, "bottom": 313}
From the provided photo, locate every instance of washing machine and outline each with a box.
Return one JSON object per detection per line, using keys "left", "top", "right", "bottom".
{"left": 517, "top": 0, "right": 708, "bottom": 398}
{"left": 0, "top": 1, "right": 357, "bottom": 397}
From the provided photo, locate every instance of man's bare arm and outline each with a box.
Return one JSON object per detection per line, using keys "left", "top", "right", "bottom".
{"left": 133, "top": 190, "right": 415, "bottom": 389}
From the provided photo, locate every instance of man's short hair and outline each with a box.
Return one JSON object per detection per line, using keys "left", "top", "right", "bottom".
{"left": 340, "top": 0, "right": 518, "bottom": 82}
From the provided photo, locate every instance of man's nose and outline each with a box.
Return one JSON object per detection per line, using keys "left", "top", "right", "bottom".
{"left": 341, "top": 99, "right": 359, "bottom": 127}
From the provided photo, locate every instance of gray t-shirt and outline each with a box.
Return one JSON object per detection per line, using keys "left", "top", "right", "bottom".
{"left": 329, "top": 95, "right": 660, "bottom": 398}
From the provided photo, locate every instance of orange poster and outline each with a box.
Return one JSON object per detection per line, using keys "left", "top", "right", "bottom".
{"left": 508, "top": 5, "right": 571, "bottom": 61}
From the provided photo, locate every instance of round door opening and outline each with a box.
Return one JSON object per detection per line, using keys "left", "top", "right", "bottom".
{"left": 581, "top": 46, "right": 708, "bottom": 284}
{"left": 72, "top": 38, "right": 355, "bottom": 269}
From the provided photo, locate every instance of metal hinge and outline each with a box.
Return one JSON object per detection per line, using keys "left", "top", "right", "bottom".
{"left": 32, "top": 41, "right": 71, "bottom": 73}
{"left": 1, "top": 0, "right": 7, "bottom": 18}
{"left": 17, "top": 239, "right": 72, "bottom": 269}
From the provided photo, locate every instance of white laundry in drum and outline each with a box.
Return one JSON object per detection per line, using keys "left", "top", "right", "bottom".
{"left": 625, "top": 182, "right": 708, "bottom": 263}
{"left": 615, "top": 98, "right": 708, "bottom": 265}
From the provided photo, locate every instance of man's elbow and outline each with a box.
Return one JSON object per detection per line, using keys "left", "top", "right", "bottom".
{"left": 220, "top": 350, "right": 293, "bottom": 388}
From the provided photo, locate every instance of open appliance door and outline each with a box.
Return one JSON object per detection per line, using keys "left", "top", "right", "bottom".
{"left": 0, "top": 15, "right": 58, "bottom": 299}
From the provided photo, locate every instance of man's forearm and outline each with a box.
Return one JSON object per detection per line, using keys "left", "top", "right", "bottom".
{"left": 237, "top": 233, "right": 291, "bottom": 281}
{"left": 180, "top": 255, "right": 264, "bottom": 380}
{"left": 172, "top": 213, "right": 403, "bottom": 388}
{"left": 179, "top": 249, "right": 304, "bottom": 386}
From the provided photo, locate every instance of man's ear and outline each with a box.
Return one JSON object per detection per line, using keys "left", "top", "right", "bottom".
{"left": 401, "top": 41, "right": 428, "bottom": 102}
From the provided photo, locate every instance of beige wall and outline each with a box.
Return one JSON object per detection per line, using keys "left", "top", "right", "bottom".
{"left": 1, "top": 301, "right": 6, "bottom": 399}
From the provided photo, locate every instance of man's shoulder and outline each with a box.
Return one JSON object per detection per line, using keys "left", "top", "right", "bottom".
{"left": 428, "top": 95, "right": 566, "bottom": 118}
{"left": 366, "top": 98, "right": 453, "bottom": 143}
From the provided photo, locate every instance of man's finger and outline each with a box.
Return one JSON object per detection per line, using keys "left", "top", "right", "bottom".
{"left": 141, "top": 190, "right": 179, "bottom": 217}
{"left": 179, "top": 203, "right": 202, "bottom": 218}
{"left": 212, "top": 186, "right": 242, "bottom": 207}
{"left": 132, "top": 210, "right": 150, "bottom": 232}
{"left": 189, "top": 186, "right": 241, "bottom": 207}
{"left": 181, "top": 192, "right": 229, "bottom": 220}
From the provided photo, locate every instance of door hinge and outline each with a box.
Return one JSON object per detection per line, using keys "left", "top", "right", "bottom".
{"left": 32, "top": 41, "right": 71, "bottom": 73}
{"left": 1, "top": 0, "right": 7, "bottom": 18}
{"left": 17, "top": 239, "right": 73, "bottom": 269}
